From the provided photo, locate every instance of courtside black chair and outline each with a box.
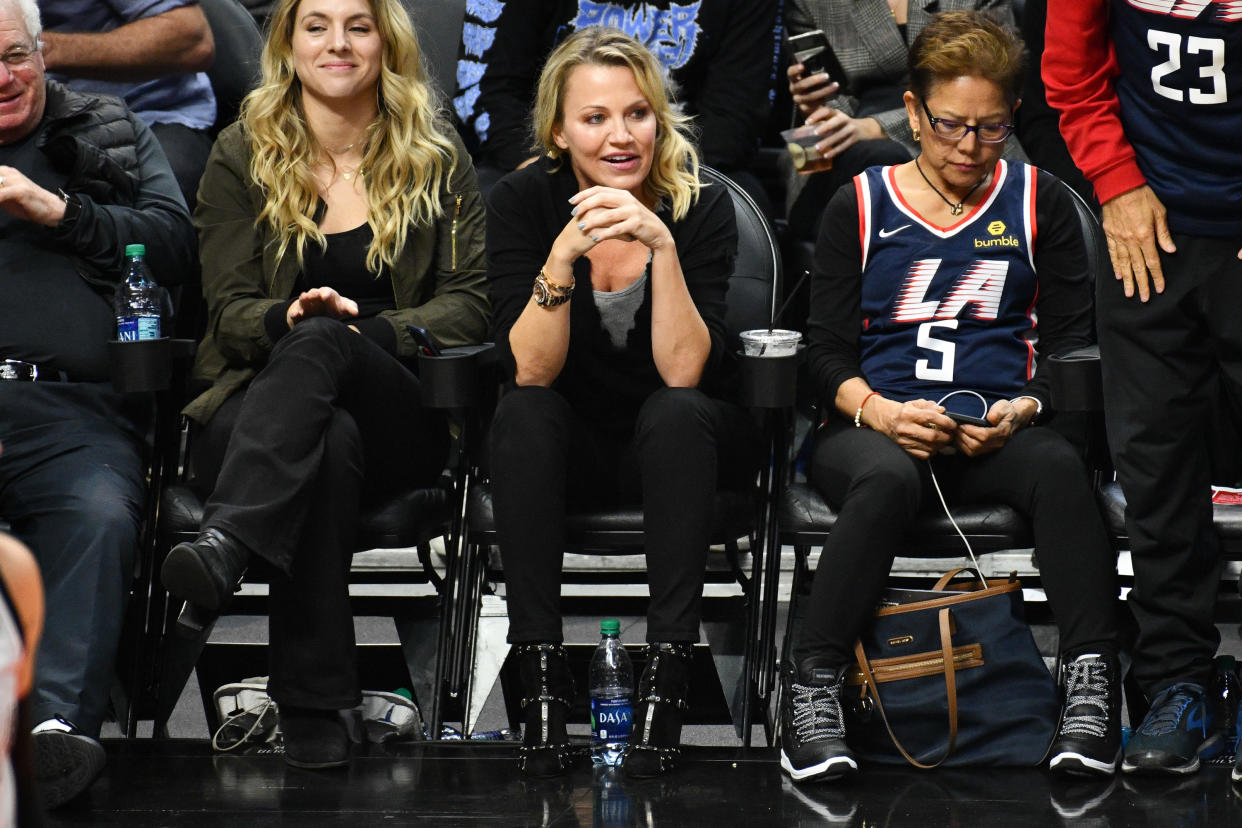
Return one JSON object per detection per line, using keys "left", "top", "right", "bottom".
{"left": 776, "top": 180, "right": 1108, "bottom": 689}
{"left": 436, "top": 166, "right": 786, "bottom": 746}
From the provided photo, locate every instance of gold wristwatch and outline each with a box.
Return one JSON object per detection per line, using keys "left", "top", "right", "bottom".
{"left": 533, "top": 268, "right": 575, "bottom": 307}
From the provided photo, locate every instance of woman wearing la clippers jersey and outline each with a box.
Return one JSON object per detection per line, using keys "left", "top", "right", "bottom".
{"left": 780, "top": 12, "right": 1121, "bottom": 784}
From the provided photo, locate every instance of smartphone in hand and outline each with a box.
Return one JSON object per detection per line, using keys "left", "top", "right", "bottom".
{"left": 787, "top": 29, "right": 850, "bottom": 96}
{"left": 946, "top": 410, "right": 991, "bottom": 428}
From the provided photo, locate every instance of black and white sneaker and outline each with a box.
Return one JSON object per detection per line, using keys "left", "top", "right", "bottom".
{"left": 32, "top": 717, "right": 107, "bottom": 809}
{"left": 1049, "top": 652, "right": 1122, "bottom": 777}
{"left": 778, "top": 658, "right": 857, "bottom": 783}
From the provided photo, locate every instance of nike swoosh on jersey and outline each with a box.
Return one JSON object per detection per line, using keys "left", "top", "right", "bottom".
{"left": 878, "top": 224, "right": 911, "bottom": 238}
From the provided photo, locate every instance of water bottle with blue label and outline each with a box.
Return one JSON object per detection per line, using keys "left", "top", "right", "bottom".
{"left": 115, "top": 243, "right": 161, "bottom": 341}
{"left": 589, "top": 618, "right": 633, "bottom": 767}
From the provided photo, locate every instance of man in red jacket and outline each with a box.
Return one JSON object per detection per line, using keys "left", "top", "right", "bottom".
{"left": 1044, "top": 0, "right": 1242, "bottom": 777}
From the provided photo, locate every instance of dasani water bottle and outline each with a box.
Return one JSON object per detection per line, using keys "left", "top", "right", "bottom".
{"left": 589, "top": 618, "right": 633, "bottom": 766}
{"left": 115, "top": 243, "right": 161, "bottom": 341}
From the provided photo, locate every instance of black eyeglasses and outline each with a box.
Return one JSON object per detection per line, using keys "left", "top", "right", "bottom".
{"left": 920, "top": 99, "right": 1014, "bottom": 144}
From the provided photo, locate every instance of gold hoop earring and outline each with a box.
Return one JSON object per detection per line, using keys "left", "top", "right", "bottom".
{"left": 912, "top": 127, "right": 920, "bottom": 142}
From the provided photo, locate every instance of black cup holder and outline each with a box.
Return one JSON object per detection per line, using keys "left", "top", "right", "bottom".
{"left": 1047, "top": 345, "right": 1102, "bottom": 412}
{"left": 107, "top": 338, "right": 195, "bottom": 393}
{"left": 418, "top": 343, "right": 495, "bottom": 408}
{"left": 737, "top": 346, "right": 802, "bottom": 409}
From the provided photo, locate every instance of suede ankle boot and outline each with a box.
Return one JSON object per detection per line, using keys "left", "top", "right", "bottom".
{"left": 162, "top": 527, "right": 251, "bottom": 611}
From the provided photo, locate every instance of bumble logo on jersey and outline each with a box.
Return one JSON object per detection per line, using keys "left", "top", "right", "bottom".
{"left": 974, "top": 219, "right": 1020, "bottom": 248}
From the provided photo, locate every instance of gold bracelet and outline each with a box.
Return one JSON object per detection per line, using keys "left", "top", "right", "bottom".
{"left": 540, "top": 267, "right": 574, "bottom": 293}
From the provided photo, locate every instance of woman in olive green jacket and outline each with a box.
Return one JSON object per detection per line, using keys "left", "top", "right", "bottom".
{"left": 161, "top": 0, "right": 488, "bottom": 769}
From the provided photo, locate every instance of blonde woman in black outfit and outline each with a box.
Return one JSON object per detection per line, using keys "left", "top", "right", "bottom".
{"left": 485, "top": 27, "right": 760, "bottom": 779}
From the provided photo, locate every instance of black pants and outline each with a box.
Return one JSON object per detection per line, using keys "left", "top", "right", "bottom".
{"left": 149, "top": 122, "right": 213, "bottom": 213}
{"left": 195, "top": 318, "right": 448, "bottom": 708}
{"left": 788, "top": 138, "right": 912, "bottom": 240}
{"left": 0, "top": 383, "right": 145, "bottom": 737}
{"left": 489, "top": 385, "right": 760, "bottom": 644}
{"left": 1099, "top": 234, "right": 1242, "bottom": 695}
{"left": 795, "top": 419, "right": 1119, "bottom": 667}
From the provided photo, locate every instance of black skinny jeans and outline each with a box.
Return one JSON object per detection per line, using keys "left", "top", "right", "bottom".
{"left": 194, "top": 317, "right": 448, "bottom": 709}
{"left": 795, "top": 419, "right": 1119, "bottom": 668}
{"left": 489, "top": 385, "right": 760, "bottom": 645}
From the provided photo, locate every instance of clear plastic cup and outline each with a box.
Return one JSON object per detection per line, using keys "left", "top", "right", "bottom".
{"left": 740, "top": 329, "right": 802, "bottom": 357}
{"left": 780, "top": 125, "right": 832, "bottom": 174}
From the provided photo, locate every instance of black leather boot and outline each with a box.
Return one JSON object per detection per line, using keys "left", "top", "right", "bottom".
{"left": 516, "top": 643, "right": 580, "bottom": 777}
{"left": 624, "top": 642, "right": 693, "bottom": 779}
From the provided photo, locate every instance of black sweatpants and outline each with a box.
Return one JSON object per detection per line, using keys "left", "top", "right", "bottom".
{"left": 195, "top": 317, "right": 448, "bottom": 709}
{"left": 795, "top": 419, "right": 1119, "bottom": 668}
{"left": 488, "top": 385, "right": 760, "bottom": 645}
{"left": 1098, "top": 234, "right": 1242, "bottom": 695}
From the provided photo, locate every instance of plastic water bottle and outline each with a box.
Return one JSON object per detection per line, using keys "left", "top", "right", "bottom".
{"left": 115, "top": 243, "right": 161, "bottom": 341}
{"left": 589, "top": 618, "right": 633, "bottom": 767}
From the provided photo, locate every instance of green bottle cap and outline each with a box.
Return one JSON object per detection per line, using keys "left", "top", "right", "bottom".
{"left": 600, "top": 618, "right": 620, "bottom": 635}
{"left": 125, "top": 243, "right": 146, "bottom": 258}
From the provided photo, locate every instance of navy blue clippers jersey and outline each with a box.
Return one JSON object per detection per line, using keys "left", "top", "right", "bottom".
{"left": 856, "top": 161, "right": 1039, "bottom": 408}
{"left": 1112, "top": 0, "right": 1242, "bottom": 236}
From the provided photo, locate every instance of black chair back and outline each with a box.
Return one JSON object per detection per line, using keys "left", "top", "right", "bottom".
{"left": 200, "top": 0, "right": 264, "bottom": 136}
{"left": 1064, "top": 180, "right": 1107, "bottom": 291}
{"left": 401, "top": 0, "right": 467, "bottom": 101}
{"left": 702, "top": 166, "right": 783, "bottom": 348}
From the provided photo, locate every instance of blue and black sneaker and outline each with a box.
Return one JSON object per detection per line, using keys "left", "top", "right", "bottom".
{"left": 1121, "top": 682, "right": 1223, "bottom": 775}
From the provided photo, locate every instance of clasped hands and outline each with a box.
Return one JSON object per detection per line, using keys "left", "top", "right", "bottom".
{"left": 554, "top": 185, "right": 672, "bottom": 261}
{"left": 875, "top": 397, "right": 1028, "bottom": 460}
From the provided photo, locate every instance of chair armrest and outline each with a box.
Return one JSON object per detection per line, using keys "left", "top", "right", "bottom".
{"left": 737, "top": 348, "right": 801, "bottom": 409}
{"left": 1047, "top": 345, "right": 1103, "bottom": 412}
{"left": 418, "top": 343, "right": 496, "bottom": 409}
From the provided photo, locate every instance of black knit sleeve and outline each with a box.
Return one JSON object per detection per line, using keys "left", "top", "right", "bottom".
{"left": 1019, "top": 169, "right": 1094, "bottom": 411}
{"left": 805, "top": 182, "right": 865, "bottom": 409}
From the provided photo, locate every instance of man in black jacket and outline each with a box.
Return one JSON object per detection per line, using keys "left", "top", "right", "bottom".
{"left": 0, "top": 0, "right": 196, "bottom": 808}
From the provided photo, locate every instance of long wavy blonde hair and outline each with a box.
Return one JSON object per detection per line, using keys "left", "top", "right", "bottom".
{"left": 532, "top": 26, "right": 700, "bottom": 221}
{"left": 241, "top": 0, "right": 456, "bottom": 275}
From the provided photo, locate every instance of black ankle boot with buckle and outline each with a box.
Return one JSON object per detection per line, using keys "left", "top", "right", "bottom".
{"left": 516, "top": 643, "right": 580, "bottom": 777}
{"left": 624, "top": 642, "right": 692, "bottom": 779}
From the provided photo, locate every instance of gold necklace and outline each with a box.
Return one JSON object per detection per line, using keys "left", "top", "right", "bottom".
{"left": 317, "top": 161, "right": 363, "bottom": 191}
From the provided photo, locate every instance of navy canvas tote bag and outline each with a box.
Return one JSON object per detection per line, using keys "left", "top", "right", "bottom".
{"left": 842, "top": 569, "right": 1060, "bottom": 767}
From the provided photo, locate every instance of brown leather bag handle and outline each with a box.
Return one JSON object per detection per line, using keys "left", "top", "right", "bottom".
{"left": 932, "top": 568, "right": 988, "bottom": 592}
{"left": 853, "top": 607, "right": 959, "bottom": 769}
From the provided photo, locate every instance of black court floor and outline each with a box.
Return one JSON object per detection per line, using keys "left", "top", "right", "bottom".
{"left": 42, "top": 739, "right": 1242, "bottom": 827}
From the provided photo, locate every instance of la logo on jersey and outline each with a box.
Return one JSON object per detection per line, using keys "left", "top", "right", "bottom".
{"left": 1125, "top": 0, "right": 1242, "bottom": 22}
{"left": 893, "top": 259, "right": 1010, "bottom": 324}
